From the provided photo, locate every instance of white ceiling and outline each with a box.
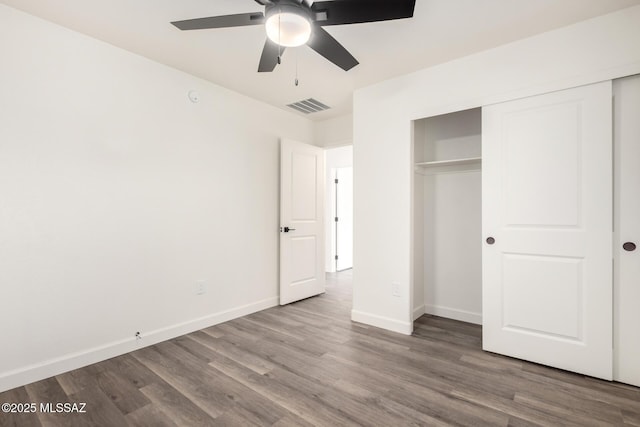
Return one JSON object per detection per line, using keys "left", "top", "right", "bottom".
{"left": 2, "top": 0, "right": 639, "bottom": 120}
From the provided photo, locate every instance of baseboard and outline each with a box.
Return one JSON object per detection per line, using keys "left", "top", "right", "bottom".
{"left": 0, "top": 296, "right": 278, "bottom": 393}
{"left": 413, "top": 304, "right": 426, "bottom": 321}
{"left": 351, "top": 310, "right": 413, "bottom": 335}
{"left": 424, "top": 304, "right": 482, "bottom": 325}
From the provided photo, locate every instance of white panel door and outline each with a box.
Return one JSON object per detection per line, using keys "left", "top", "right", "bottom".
{"left": 336, "top": 167, "right": 353, "bottom": 271}
{"left": 482, "top": 82, "right": 613, "bottom": 380}
{"left": 280, "top": 139, "right": 325, "bottom": 305}
{"left": 613, "top": 75, "right": 640, "bottom": 387}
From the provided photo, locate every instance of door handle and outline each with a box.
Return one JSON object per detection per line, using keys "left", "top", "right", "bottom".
{"left": 486, "top": 237, "right": 495, "bottom": 245}
{"left": 281, "top": 226, "right": 296, "bottom": 233}
{"left": 623, "top": 242, "right": 636, "bottom": 252}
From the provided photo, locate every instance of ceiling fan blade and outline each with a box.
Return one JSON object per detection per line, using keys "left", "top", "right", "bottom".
{"left": 171, "top": 12, "right": 264, "bottom": 30}
{"left": 311, "top": 0, "right": 416, "bottom": 26}
{"left": 258, "top": 38, "right": 286, "bottom": 72}
{"left": 307, "top": 26, "right": 358, "bottom": 71}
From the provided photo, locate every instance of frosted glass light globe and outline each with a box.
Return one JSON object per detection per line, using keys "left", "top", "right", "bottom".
{"left": 266, "top": 12, "right": 311, "bottom": 47}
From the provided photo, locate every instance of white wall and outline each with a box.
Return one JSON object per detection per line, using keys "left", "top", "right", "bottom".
{"left": 315, "top": 114, "right": 353, "bottom": 148}
{"left": 0, "top": 4, "right": 314, "bottom": 392}
{"left": 353, "top": 5, "right": 640, "bottom": 334}
{"left": 325, "top": 145, "right": 353, "bottom": 271}
{"left": 423, "top": 171, "right": 482, "bottom": 323}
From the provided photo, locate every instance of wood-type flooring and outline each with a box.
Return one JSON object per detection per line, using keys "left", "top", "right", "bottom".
{"left": 1, "top": 270, "right": 639, "bottom": 426}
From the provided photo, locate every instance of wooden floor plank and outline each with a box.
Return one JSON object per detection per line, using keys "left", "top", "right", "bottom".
{"left": 622, "top": 408, "right": 640, "bottom": 426}
{"left": 450, "top": 389, "right": 585, "bottom": 427}
{"left": 385, "top": 385, "right": 510, "bottom": 427}
{"left": 125, "top": 404, "right": 178, "bottom": 427}
{"left": 24, "top": 377, "right": 86, "bottom": 427}
{"left": 130, "top": 344, "right": 231, "bottom": 419}
{"left": 67, "top": 386, "right": 132, "bottom": 427}
{"left": 0, "top": 387, "right": 42, "bottom": 427}
{"left": 512, "top": 392, "right": 622, "bottom": 426}
{"left": 55, "top": 364, "right": 103, "bottom": 396}
{"left": 138, "top": 382, "right": 215, "bottom": 427}
{"left": 187, "top": 330, "right": 276, "bottom": 375}
{"left": 206, "top": 350, "right": 361, "bottom": 426}
{"left": 94, "top": 370, "right": 151, "bottom": 415}
{"left": 100, "top": 354, "right": 162, "bottom": 390}
{"left": 271, "top": 414, "right": 315, "bottom": 427}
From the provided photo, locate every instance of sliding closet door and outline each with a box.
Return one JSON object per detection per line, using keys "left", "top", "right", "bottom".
{"left": 482, "top": 81, "right": 612, "bottom": 380}
{"left": 614, "top": 75, "right": 640, "bottom": 387}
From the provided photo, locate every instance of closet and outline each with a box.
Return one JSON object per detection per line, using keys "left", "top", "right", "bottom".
{"left": 413, "top": 108, "right": 483, "bottom": 325}
{"left": 412, "top": 77, "right": 639, "bottom": 387}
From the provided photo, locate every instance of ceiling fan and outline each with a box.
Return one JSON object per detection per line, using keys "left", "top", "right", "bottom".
{"left": 171, "top": 0, "right": 416, "bottom": 72}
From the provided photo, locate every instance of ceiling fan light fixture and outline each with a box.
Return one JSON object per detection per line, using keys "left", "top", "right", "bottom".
{"left": 265, "top": 12, "right": 311, "bottom": 47}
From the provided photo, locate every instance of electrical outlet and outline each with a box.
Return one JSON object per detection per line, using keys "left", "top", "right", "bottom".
{"left": 195, "top": 280, "right": 206, "bottom": 295}
{"left": 392, "top": 282, "right": 401, "bottom": 297}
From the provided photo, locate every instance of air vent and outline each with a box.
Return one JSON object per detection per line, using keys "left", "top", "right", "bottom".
{"left": 287, "top": 98, "right": 331, "bottom": 114}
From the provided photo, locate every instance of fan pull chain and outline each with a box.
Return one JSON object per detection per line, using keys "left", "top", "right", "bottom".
{"left": 295, "top": 49, "right": 299, "bottom": 86}
{"left": 277, "top": 10, "right": 282, "bottom": 65}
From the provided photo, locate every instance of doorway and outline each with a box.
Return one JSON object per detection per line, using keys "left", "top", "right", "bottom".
{"left": 325, "top": 146, "right": 353, "bottom": 273}
{"left": 334, "top": 167, "right": 353, "bottom": 271}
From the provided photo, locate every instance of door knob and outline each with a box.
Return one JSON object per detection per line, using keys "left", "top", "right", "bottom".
{"left": 486, "top": 237, "right": 495, "bottom": 245}
{"left": 282, "top": 226, "right": 296, "bottom": 233}
{"left": 623, "top": 242, "right": 636, "bottom": 252}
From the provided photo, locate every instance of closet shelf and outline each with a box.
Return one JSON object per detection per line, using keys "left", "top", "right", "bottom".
{"left": 415, "top": 157, "right": 482, "bottom": 167}
{"left": 415, "top": 157, "right": 481, "bottom": 174}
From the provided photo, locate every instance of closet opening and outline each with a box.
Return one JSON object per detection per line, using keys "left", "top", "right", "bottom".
{"left": 412, "top": 107, "right": 483, "bottom": 327}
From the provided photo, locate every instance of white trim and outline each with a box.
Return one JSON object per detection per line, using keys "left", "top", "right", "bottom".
{"left": 413, "top": 304, "right": 426, "bottom": 321}
{"left": 424, "top": 304, "right": 482, "bottom": 325}
{"left": 0, "top": 297, "right": 278, "bottom": 393}
{"left": 351, "top": 309, "right": 413, "bottom": 335}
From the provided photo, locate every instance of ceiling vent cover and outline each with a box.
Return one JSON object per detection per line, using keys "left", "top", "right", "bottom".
{"left": 287, "top": 98, "right": 331, "bottom": 114}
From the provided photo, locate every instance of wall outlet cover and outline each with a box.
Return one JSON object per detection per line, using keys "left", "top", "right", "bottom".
{"left": 392, "top": 282, "right": 401, "bottom": 297}
{"left": 195, "top": 280, "right": 206, "bottom": 295}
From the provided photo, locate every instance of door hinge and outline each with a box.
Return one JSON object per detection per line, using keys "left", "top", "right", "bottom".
{"left": 335, "top": 217, "right": 339, "bottom": 222}
{"left": 335, "top": 255, "right": 338, "bottom": 260}
{"left": 335, "top": 179, "right": 339, "bottom": 184}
